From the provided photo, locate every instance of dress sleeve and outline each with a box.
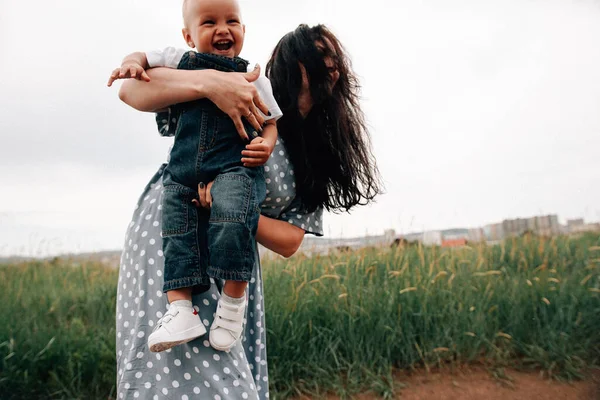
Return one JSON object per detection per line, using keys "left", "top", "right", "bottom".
{"left": 278, "top": 196, "right": 324, "bottom": 237}
{"left": 155, "top": 107, "right": 179, "bottom": 137}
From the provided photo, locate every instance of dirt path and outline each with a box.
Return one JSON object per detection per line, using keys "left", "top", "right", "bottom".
{"left": 307, "top": 367, "right": 600, "bottom": 399}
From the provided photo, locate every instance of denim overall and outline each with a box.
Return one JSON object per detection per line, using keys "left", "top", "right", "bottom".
{"left": 161, "top": 52, "right": 266, "bottom": 293}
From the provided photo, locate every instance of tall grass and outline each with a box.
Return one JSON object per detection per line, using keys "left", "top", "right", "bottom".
{"left": 0, "top": 233, "right": 599, "bottom": 399}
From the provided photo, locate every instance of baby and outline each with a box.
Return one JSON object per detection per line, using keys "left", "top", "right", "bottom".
{"left": 108, "top": 0, "right": 281, "bottom": 353}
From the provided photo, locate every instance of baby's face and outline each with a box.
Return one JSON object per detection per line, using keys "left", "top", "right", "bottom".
{"left": 182, "top": 0, "right": 245, "bottom": 58}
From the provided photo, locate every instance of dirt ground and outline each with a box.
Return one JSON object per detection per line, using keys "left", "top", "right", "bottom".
{"left": 310, "top": 367, "right": 600, "bottom": 400}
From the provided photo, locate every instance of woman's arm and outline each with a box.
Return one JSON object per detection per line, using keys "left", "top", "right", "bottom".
{"left": 118, "top": 66, "right": 269, "bottom": 136}
{"left": 256, "top": 215, "right": 305, "bottom": 258}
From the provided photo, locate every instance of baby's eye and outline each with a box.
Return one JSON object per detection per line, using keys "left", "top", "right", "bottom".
{"left": 227, "top": 19, "right": 240, "bottom": 24}
{"left": 202, "top": 20, "right": 215, "bottom": 25}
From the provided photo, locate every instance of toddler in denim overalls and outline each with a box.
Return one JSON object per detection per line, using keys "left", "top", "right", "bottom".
{"left": 109, "top": 0, "right": 282, "bottom": 353}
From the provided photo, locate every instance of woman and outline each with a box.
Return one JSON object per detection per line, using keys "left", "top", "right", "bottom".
{"left": 115, "top": 24, "right": 380, "bottom": 399}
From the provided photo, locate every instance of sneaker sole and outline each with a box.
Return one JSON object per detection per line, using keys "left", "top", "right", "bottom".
{"left": 209, "top": 335, "right": 238, "bottom": 353}
{"left": 148, "top": 324, "right": 207, "bottom": 353}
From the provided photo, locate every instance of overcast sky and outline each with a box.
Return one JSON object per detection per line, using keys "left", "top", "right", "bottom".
{"left": 1, "top": 0, "right": 599, "bottom": 257}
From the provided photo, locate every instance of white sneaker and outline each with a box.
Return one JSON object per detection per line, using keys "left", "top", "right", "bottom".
{"left": 148, "top": 302, "right": 207, "bottom": 353}
{"left": 209, "top": 296, "right": 246, "bottom": 352}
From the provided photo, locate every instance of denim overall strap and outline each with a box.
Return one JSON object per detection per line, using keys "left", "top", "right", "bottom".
{"left": 177, "top": 51, "right": 249, "bottom": 73}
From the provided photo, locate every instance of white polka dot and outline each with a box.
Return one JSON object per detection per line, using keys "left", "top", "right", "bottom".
{"left": 126, "top": 363, "right": 132, "bottom": 370}
{"left": 147, "top": 361, "right": 153, "bottom": 368}
{"left": 204, "top": 381, "right": 210, "bottom": 388}
{"left": 172, "top": 380, "right": 180, "bottom": 388}
{"left": 156, "top": 353, "right": 161, "bottom": 360}
{"left": 194, "top": 387, "right": 201, "bottom": 394}
{"left": 174, "top": 359, "right": 181, "bottom": 366}
{"left": 162, "top": 388, "right": 168, "bottom": 395}
{"left": 164, "top": 367, "right": 170, "bottom": 374}
{"left": 182, "top": 396, "right": 189, "bottom": 400}
{"left": 136, "top": 352, "right": 144, "bottom": 359}
{"left": 137, "top": 331, "right": 145, "bottom": 338}
{"left": 185, "top": 352, "right": 191, "bottom": 359}
{"left": 203, "top": 361, "right": 210, "bottom": 368}
{"left": 184, "top": 373, "right": 191, "bottom": 380}
{"left": 203, "top": 299, "right": 210, "bottom": 306}
{"left": 213, "top": 354, "right": 220, "bottom": 361}
{"left": 125, "top": 383, "right": 131, "bottom": 390}
{"left": 157, "top": 270, "right": 162, "bottom": 277}
{"left": 233, "top": 380, "right": 240, "bottom": 387}
{"left": 242, "top": 392, "right": 248, "bottom": 399}
{"left": 195, "top": 366, "right": 200, "bottom": 373}
{"left": 193, "top": 347, "right": 199, "bottom": 354}
{"left": 133, "top": 391, "right": 139, "bottom": 398}
{"left": 145, "top": 382, "right": 151, "bottom": 389}
{"left": 148, "top": 299, "right": 154, "bottom": 306}
{"left": 203, "top": 319, "right": 209, "bottom": 326}
{"left": 124, "top": 321, "right": 129, "bottom": 328}
{"left": 135, "top": 371, "right": 143, "bottom": 379}
{"left": 149, "top": 258, "right": 155, "bottom": 265}
{"left": 157, "top": 290, "right": 163, "bottom": 297}
{"left": 215, "top": 395, "right": 221, "bottom": 400}
{"left": 142, "top": 231, "right": 148, "bottom": 237}
{"left": 212, "top": 374, "right": 220, "bottom": 381}
{"left": 223, "top": 367, "right": 230, "bottom": 374}
{"left": 158, "top": 250, "right": 164, "bottom": 257}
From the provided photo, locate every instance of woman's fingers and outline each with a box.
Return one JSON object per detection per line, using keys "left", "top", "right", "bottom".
{"left": 198, "top": 182, "right": 209, "bottom": 208}
{"left": 233, "top": 116, "right": 250, "bottom": 141}
{"left": 254, "top": 94, "right": 270, "bottom": 116}
{"left": 206, "top": 181, "right": 214, "bottom": 207}
{"left": 245, "top": 112, "right": 262, "bottom": 133}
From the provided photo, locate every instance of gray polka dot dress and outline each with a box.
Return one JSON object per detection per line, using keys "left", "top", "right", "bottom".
{"left": 116, "top": 116, "right": 323, "bottom": 399}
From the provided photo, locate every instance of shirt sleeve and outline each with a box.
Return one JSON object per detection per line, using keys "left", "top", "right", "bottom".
{"left": 277, "top": 195, "right": 324, "bottom": 237}
{"left": 253, "top": 75, "right": 283, "bottom": 121}
{"left": 146, "top": 47, "right": 187, "bottom": 69}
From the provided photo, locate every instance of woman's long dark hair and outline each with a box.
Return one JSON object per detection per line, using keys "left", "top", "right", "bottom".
{"left": 266, "top": 24, "right": 382, "bottom": 213}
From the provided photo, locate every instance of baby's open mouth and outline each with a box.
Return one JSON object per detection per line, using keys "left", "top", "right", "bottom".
{"left": 213, "top": 40, "right": 233, "bottom": 51}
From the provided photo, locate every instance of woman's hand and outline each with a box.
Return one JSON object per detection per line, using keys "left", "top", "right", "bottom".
{"left": 192, "top": 181, "right": 214, "bottom": 209}
{"left": 203, "top": 66, "right": 270, "bottom": 140}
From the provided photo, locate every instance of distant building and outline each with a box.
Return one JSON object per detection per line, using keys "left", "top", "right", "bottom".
{"left": 468, "top": 228, "right": 485, "bottom": 242}
{"left": 422, "top": 230, "right": 442, "bottom": 246}
{"left": 483, "top": 222, "right": 504, "bottom": 241}
{"left": 442, "top": 238, "right": 468, "bottom": 248}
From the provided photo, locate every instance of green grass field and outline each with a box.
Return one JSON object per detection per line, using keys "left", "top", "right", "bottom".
{"left": 1, "top": 233, "right": 599, "bottom": 399}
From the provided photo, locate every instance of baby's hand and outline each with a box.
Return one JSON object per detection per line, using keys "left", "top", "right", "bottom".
{"left": 241, "top": 137, "right": 275, "bottom": 167}
{"left": 107, "top": 62, "right": 150, "bottom": 87}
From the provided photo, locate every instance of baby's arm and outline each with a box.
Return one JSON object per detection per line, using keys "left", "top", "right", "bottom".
{"left": 107, "top": 52, "right": 150, "bottom": 87}
{"left": 241, "top": 119, "right": 277, "bottom": 167}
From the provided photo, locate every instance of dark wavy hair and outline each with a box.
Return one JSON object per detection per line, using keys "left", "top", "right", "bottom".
{"left": 266, "top": 24, "right": 382, "bottom": 213}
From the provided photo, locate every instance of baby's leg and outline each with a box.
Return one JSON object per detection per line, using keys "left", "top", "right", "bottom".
{"left": 205, "top": 168, "right": 265, "bottom": 352}
{"left": 148, "top": 184, "right": 210, "bottom": 353}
